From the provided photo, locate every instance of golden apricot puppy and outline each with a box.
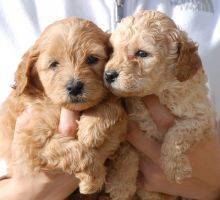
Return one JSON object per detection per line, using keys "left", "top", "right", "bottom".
{"left": 0, "top": 17, "right": 127, "bottom": 194}
{"left": 104, "top": 10, "right": 216, "bottom": 200}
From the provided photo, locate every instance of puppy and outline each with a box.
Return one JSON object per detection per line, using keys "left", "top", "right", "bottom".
{"left": 104, "top": 10, "right": 216, "bottom": 200}
{"left": 0, "top": 17, "right": 127, "bottom": 194}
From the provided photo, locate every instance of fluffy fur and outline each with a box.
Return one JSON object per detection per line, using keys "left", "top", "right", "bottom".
{"left": 104, "top": 10, "right": 216, "bottom": 200}
{"left": 0, "top": 17, "right": 127, "bottom": 194}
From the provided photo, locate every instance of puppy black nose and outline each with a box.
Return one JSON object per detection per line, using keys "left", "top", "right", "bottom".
{"left": 105, "top": 70, "right": 119, "bottom": 83}
{"left": 66, "top": 80, "right": 84, "bottom": 96}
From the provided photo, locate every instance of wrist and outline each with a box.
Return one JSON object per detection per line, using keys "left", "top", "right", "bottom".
{"left": 0, "top": 178, "right": 27, "bottom": 200}
{"left": 11, "top": 178, "right": 35, "bottom": 200}
{"left": 0, "top": 179, "right": 11, "bottom": 200}
{"left": 10, "top": 173, "right": 49, "bottom": 200}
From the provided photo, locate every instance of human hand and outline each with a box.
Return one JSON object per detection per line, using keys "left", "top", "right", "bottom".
{"left": 127, "top": 95, "right": 220, "bottom": 200}
{"left": 5, "top": 108, "right": 80, "bottom": 200}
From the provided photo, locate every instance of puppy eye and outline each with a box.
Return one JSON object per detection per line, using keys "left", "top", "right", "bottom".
{"left": 135, "top": 50, "right": 150, "bottom": 58}
{"left": 49, "top": 61, "right": 59, "bottom": 69}
{"left": 86, "top": 55, "right": 99, "bottom": 65}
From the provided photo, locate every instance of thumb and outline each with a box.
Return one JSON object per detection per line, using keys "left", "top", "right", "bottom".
{"left": 59, "top": 108, "right": 80, "bottom": 137}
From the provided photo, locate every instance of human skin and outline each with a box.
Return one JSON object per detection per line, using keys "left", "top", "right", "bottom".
{"left": 127, "top": 95, "right": 220, "bottom": 200}
{"left": 0, "top": 108, "right": 79, "bottom": 200}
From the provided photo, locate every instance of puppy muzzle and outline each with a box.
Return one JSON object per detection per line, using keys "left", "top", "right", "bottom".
{"left": 104, "top": 70, "right": 119, "bottom": 84}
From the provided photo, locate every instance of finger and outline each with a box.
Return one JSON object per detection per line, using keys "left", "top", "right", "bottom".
{"left": 59, "top": 108, "right": 80, "bottom": 136}
{"left": 138, "top": 158, "right": 164, "bottom": 191}
{"left": 187, "top": 136, "right": 220, "bottom": 185}
{"left": 142, "top": 95, "right": 175, "bottom": 134}
{"left": 138, "top": 158, "right": 213, "bottom": 199}
{"left": 139, "top": 158, "right": 162, "bottom": 178}
{"left": 126, "top": 122, "right": 161, "bottom": 164}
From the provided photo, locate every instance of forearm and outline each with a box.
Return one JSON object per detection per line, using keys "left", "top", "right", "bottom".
{"left": 0, "top": 176, "right": 78, "bottom": 200}
{"left": 0, "top": 179, "right": 18, "bottom": 200}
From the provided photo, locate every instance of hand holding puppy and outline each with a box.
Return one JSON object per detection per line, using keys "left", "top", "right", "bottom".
{"left": 0, "top": 108, "right": 79, "bottom": 200}
{"left": 127, "top": 95, "right": 220, "bottom": 200}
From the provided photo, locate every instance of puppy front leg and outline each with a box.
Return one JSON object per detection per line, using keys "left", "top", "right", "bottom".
{"left": 42, "top": 135, "right": 106, "bottom": 194}
{"left": 17, "top": 116, "right": 104, "bottom": 194}
{"left": 77, "top": 97, "right": 127, "bottom": 148}
{"left": 161, "top": 117, "right": 214, "bottom": 183}
{"left": 39, "top": 135, "right": 97, "bottom": 174}
{"left": 21, "top": 132, "right": 106, "bottom": 194}
{"left": 76, "top": 98, "right": 127, "bottom": 194}
{"left": 105, "top": 143, "right": 139, "bottom": 200}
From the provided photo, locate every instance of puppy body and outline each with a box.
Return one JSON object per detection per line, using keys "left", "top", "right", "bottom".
{"left": 104, "top": 11, "right": 216, "bottom": 200}
{"left": 0, "top": 17, "right": 127, "bottom": 194}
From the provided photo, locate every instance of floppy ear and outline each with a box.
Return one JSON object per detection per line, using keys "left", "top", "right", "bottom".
{"left": 14, "top": 46, "right": 41, "bottom": 95}
{"left": 170, "top": 30, "right": 202, "bottom": 82}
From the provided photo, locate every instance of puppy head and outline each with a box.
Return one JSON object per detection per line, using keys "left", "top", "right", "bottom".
{"left": 104, "top": 10, "right": 201, "bottom": 97}
{"left": 14, "top": 17, "right": 110, "bottom": 110}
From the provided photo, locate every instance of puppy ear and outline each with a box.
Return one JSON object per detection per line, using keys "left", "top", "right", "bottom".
{"left": 14, "top": 46, "right": 40, "bottom": 95}
{"left": 104, "top": 31, "right": 113, "bottom": 58}
{"left": 170, "top": 30, "right": 202, "bottom": 82}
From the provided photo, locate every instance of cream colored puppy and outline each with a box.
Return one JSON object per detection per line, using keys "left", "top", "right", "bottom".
{"left": 104, "top": 10, "right": 216, "bottom": 200}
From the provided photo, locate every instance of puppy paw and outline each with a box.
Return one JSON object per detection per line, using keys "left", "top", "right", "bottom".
{"left": 76, "top": 167, "right": 106, "bottom": 194}
{"left": 162, "top": 154, "right": 192, "bottom": 183}
{"left": 78, "top": 175, "right": 105, "bottom": 194}
{"left": 105, "top": 183, "right": 136, "bottom": 200}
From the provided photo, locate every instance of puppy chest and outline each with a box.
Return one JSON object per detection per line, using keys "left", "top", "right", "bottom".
{"left": 125, "top": 97, "right": 163, "bottom": 141}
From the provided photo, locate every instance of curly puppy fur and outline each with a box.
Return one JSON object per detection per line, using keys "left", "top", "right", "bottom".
{"left": 104, "top": 11, "right": 216, "bottom": 200}
{"left": 0, "top": 17, "right": 127, "bottom": 194}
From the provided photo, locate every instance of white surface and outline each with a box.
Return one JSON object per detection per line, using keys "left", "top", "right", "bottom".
{"left": 0, "top": 159, "right": 8, "bottom": 179}
{"left": 0, "top": 0, "right": 219, "bottom": 121}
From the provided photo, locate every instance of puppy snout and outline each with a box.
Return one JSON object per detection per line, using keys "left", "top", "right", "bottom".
{"left": 66, "top": 80, "right": 84, "bottom": 96}
{"left": 105, "top": 70, "right": 119, "bottom": 84}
